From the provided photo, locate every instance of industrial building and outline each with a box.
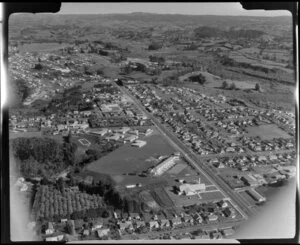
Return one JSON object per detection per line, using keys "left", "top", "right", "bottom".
{"left": 240, "top": 174, "right": 259, "bottom": 186}
{"left": 245, "top": 189, "right": 266, "bottom": 203}
{"left": 178, "top": 179, "right": 206, "bottom": 196}
{"left": 150, "top": 155, "right": 180, "bottom": 176}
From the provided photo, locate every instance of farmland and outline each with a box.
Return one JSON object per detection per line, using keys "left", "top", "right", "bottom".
{"left": 32, "top": 185, "right": 105, "bottom": 221}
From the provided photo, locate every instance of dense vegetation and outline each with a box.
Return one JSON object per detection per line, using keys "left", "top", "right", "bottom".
{"left": 77, "top": 141, "right": 122, "bottom": 167}
{"left": 12, "top": 137, "right": 77, "bottom": 178}
{"left": 45, "top": 85, "right": 94, "bottom": 114}
{"left": 148, "top": 42, "right": 163, "bottom": 50}
{"left": 189, "top": 73, "right": 206, "bottom": 85}
{"left": 9, "top": 78, "right": 31, "bottom": 107}
{"left": 32, "top": 185, "right": 105, "bottom": 222}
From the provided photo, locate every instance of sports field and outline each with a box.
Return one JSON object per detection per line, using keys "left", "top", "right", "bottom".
{"left": 246, "top": 124, "right": 291, "bottom": 140}
{"left": 86, "top": 131, "right": 176, "bottom": 176}
{"left": 78, "top": 138, "right": 91, "bottom": 146}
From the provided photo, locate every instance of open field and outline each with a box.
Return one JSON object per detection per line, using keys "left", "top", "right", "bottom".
{"left": 19, "top": 42, "right": 68, "bottom": 53}
{"left": 179, "top": 174, "right": 213, "bottom": 186}
{"left": 9, "top": 130, "right": 42, "bottom": 139}
{"left": 150, "top": 187, "right": 174, "bottom": 207}
{"left": 199, "top": 191, "right": 225, "bottom": 201}
{"left": 139, "top": 190, "right": 160, "bottom": 209}
{"left": 86, "top": 130, "right": 176, "bottom": 174}
{"left": 167, "top": 162, "right": 187, "bottom": 175}
{"left": 9, "top": 130, "right": 66, "bottom": 145}
{"left": 246, "top": 124, "right": 291, "bottom": 140}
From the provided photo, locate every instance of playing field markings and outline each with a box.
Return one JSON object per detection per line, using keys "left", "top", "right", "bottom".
{"left": 78, "top": 138, "right": 91, "bottom": 146}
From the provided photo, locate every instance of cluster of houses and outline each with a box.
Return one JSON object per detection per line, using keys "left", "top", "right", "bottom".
{"left": 9, "top": 50, "right": 102, "bottom": 106}
{"left": 39, "top": 217, "right": 111, "bottom": 241}
{"left": 240, "top": 136, "right": 295, "bottom": 152}
{"left": 89, "top": 127, "right": 152, "bottom": 146}
{"left": 38, "top": 202, "right": 236, "bottom": 241}
{"left": 114, "top": 199, "right": 237, "bottom": 236}
{"left": 209, "top": 151, "right": 295, "bottom": 171}
{"left": 126, "top": 83, "right": 291, "bottom": 159}
{"left": 10, "top": 111, "right": 90, "bottom": 135}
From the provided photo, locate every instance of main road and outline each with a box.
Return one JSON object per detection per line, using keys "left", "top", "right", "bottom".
{"left": 114, "top": 83, "right": 255, "bottom": 219}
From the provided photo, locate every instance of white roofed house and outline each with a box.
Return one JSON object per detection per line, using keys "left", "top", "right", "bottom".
{"left": 149, "top": 220, "right": 160, "bottom": 230}
{"left": 91, "top": 220, "right": 103, "bottom": 231}
{"left": 124, "top": 135, "right": 138, "bottom": 143}
{"left": 135, "top": 220, "right": 146, "bottom": 229}
{"left": 57, "top": 124, "right": 66, "bottom": 132}
{"left": 67, "top": 120, "right": 78, "bottom": 129}
{"left": 20, "top": 183, "right": 29, "bottom": 192}
{"left": 125, "top": 221, "right": 134, "bottom": 232}
{"left": 76, "top": 121, "right": 89, "bottom": 131}
{"left": 106, "top": 133, "right": 123, "bottom": 141}
{"left": 226, "top": 147, "right": 235, "bottom": 153}
{"left": 258, "top": 155, "right": 267, "bottom": 162}
{"left": 159, "top": 219, "right": 170, "bottom": 228}
{"left": 45, "top": 222, "right": 55, "bottom": 235}
{"left": 97, "top": 228, "right": 110, "bottom": 238}
{"left": 81, "top": 110, "right": 92, "bottom": 117}
{"left": 115, "top": 127, "right": 131, "bottom": 134}
{"left": 182, "top": 214, "right": 194, "bottom": 225}
{"left": 45, "top": 234, "right": 64, "bottom": 242}
{"left": 91, "top": 128, "right": 110, "bottom": 136}
{"left": 208, "top": 213, "right": 218, "bottom": 222}
{"left": 170, "top": 217, "right": 182, "bottom": 228}
{"left": 193, "top": 213, "right": 203, "bottom": 224}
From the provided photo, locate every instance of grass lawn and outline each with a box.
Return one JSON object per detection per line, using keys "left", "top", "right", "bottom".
{"left": 199, "top": 191, "right": 225, "bottom": 202}
{"left": 238, "top": 191, "right": 257, "bottom": 207}
{"left": 9, "top": 131, "right": 42, "bottom": 139}
{"left": 86, "top": 131, "right": 176, "bottom": 176}
{"left": 19, "top": 42, "right": 68, "bottom": 53}
{"left": 246, "top": 124, "right": 291, "bottom": 140}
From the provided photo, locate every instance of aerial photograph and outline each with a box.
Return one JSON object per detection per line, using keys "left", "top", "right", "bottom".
{"left": 7, "top": 2, "right": 296, "bottom": 242}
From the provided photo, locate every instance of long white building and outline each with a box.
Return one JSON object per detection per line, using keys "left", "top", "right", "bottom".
{"left": 150, "top": 155, "right": 179, "bottom": 176}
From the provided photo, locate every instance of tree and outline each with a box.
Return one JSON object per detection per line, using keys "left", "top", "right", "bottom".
{"left": 148, "top": 42, "right": 162, "bottom": 50}
{"left": 66, "top": 221, "right": 75, "bottom": 235}
{"left": 229, "top": 82, "right": 236, "bottom": 90}
{"left": 57, "top": 177, "right": 66, "bottom": 194}
{"left": 41, "top": 177, "right": 51, "bottom": 185}
{"left": 255, "top": 83, "right": 260, "bottom": 91}
{"left": 96, "top": 68, "right": 104, "bottom": 76}
{"left": 102, "top": 210, "right": 109, "bottom": 218}
{"left": 83, "top": 65, "right": 93, "bottom": 75}
{"left": 34, "top": 63, "right": 43, "bottom": 70}
{"left": 222, "top": 81, "right": 228, "bottom": 89}
{"left": 63, "top": 131, "right": 71, "bottom": 143}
